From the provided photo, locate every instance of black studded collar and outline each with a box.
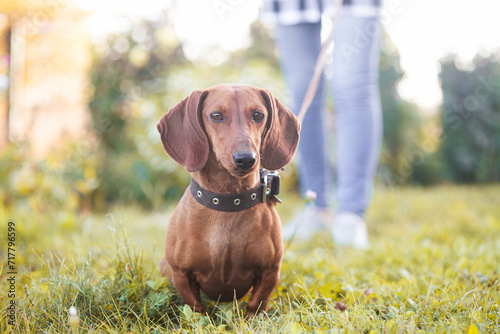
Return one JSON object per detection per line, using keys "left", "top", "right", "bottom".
{"left": 189, "top": 169, "right": 281, "bottom": 212}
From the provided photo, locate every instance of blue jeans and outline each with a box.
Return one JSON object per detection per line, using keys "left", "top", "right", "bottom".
{"left": 276, "top": 12, "right": 382, "bottom": 215}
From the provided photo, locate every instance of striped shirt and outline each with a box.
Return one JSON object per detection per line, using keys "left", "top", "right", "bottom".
{"left": 261, "top": 0, "right": 382, "bottom": 25}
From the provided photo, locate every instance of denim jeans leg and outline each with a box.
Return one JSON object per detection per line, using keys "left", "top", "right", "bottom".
{"left": 332, "top": 13, "right": 383, "bottom": 216}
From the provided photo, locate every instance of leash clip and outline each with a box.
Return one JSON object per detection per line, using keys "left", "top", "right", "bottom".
{"left": 261, "top": 169, "right": 281, "bottom": 203}
{"left": 262, "top": 172, "right": 269, "bottom": 202}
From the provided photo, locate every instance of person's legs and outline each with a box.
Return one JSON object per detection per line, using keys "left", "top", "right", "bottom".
{"left": 276, "top": 22, "right": 331, "bottom": 209}
{"left": 331, "top": 12, "right": 382, "bottom": 217}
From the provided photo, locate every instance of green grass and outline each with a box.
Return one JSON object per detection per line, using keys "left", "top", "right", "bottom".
{"left": 1, "top": 184, "right": 499, "bottom": 333}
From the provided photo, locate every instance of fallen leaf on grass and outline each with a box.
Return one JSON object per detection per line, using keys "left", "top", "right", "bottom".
{"left": 335, "top": 301, "right": 347, "bottom": 311}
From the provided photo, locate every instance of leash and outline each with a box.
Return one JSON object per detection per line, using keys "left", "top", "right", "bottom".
{"left": 296, "top": 0, "right": 344, "bottom": 125}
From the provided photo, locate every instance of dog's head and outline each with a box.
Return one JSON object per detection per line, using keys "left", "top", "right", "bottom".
{"left": 157, "top": 84, "right": 300, "bottom": 176}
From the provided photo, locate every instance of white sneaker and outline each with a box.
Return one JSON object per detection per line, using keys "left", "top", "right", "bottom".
{"left": 331, "top": 212, "right": 370, "bottom": 249}
{"left": 282, "top": 205, "right": 331, "bottom": 242}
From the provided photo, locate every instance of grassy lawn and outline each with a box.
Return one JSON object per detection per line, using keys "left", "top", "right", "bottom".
{"left": 1, "top": 184, "right": 499, "bottom": 333}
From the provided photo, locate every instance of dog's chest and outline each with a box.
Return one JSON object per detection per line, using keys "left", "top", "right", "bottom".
{"left": 198, "top": 211, "right": 274, "bottom": 269}
{"left": 208, "top": 213, "right": 262, "bottom": 262}
{"left": 193, "top": 216, "right": 272, "bottom": 298}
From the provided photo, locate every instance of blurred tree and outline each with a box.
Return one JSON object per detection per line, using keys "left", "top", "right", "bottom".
{"left": 88, "top": 13, "right": 189, "bottom": 209}
{"left": 377, "top": 34, "right": 424, "bottom": 185}
{"left": 439, "top": 54, "right": 500, "bottom": 183}
{"left": 228, "top": 21, "right": 280, "bottom": 69}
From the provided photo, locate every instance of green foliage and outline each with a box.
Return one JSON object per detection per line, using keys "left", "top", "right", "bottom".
{"left": 378, "top": 35, "right": 427, "bottom": 185}
{"left": 228, "top": 21, "right": 281, "bottom": 70}
{"left": 87, "top": 15, "right": 190, "bottom": 210}
{"left": 439, "top": 54, "right": 500, "bottom": 183}
{"left": 2, "top": 185, "right": 499, "bottom": 333}
{"left": 0, "top": 143, "right": 88, "bottom": 212}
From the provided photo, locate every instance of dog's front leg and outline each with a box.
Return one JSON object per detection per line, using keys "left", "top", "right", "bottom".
{"left": 245, "top": 268, "right": 280, "bottom": 318}
{"left": 171, "top": 270, "right": 205, "bottom": 314}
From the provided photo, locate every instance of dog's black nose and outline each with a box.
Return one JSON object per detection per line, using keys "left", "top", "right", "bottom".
{"left": 233, "top": 152, "right": 257, "bottom": 170}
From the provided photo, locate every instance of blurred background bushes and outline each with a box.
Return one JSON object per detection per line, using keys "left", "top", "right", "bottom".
{"left": 1, "top": 14, "right": 499, "bottom": 212}
{"left": 87, "top": 16, "right": 189, "bottom": 210}
{"left": 439, "top": 55, "right": 500, "bottom": 183}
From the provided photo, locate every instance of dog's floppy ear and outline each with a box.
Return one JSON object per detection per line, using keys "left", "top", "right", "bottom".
{"left": 260, "top": 89, "right": 301, "bottom": 170}
{"left": 157, "top": 89, "right": 209, "bottom": 172}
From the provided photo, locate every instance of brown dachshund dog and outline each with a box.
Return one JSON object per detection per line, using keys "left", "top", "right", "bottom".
{"left": 157, "top": 84, "right": 300, "bottom": 317}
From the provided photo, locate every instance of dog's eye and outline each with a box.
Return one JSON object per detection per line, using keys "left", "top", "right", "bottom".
{"left": 210, "top": 112, "right": 224, "bottom": 122}
{"left": 252, "top": 112, "right": 265, "bottom": 122}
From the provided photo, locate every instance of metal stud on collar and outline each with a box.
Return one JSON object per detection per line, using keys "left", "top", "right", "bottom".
{"left": 197, "top": 191, "right": 202, "bottom": 198}
{"left": 213, "top": 198, "right": 219, "bottom": 205}
{"left": 251, "top": 193, "right": 257, "bottom": 200}
{"left": 234, "top": 198, "right": 241, "bottom": 206}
